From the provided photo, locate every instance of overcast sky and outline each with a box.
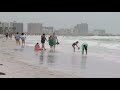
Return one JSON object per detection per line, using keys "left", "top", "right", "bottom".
{"left": 0, "top": 12, "right": 120, "bottom": 34}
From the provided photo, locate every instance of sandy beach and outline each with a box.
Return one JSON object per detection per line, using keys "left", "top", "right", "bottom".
{"left": 0, "top": 36, "right": 80, "bottom": 78}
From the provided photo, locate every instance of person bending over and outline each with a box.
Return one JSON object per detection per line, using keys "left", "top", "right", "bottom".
{"left": 72, "top": 41, "right": 80, "bottom": 52}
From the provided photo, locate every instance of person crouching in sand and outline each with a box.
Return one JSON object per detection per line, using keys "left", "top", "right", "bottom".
{"left": 72, "top": 41, "right": 80, "bottom": 52}
{"left": 34, "top": 43, "right": 42, "bottom": 50}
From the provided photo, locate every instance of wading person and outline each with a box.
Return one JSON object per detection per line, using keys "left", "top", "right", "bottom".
{"left": 81, "top": 43, "right": 88, "bottom": 55}
{"left": 41, "top": 33, "right": 47, "bottom": 50}
{"left": 52, "top": 33, "right": 59, "bottom": 51}
{"left": 20, "top": 33, "right": 26, "bottom": 46}
{"left": 15, "top": 32, "right": 21, "bottom": 45}
{"left": 72, "top": 41, "right": 80, "bottom": 52}
{"left": 48, "top": 35, "right": 54, "bottom": 51}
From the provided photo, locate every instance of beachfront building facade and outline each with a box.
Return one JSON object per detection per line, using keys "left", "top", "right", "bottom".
{"left": 9, "top": 22, "right": 24, "bottom": 34}
{"left": 93, "top": 29, "right": 106, "bottom": 36}
{"left": 27, "top": 23, "right": 43, "bottom": 35}
{"left": 42, "top": 26, "right": 54, "bottom": 35}
{"left": 1, "top": 22, "right": 10, "bottom": 34}
{"left": 54, "top": 28, "right": 73, "bottom": 36}
{"left": 73, "top": 23, "right": 88, "bottom": 36}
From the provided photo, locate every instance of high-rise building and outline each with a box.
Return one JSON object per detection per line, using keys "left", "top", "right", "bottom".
{"left": 2, "top": 22, "right": 10, "bottom": 34}
{"left": 13, "top": 23, "right": 23, "bottom": 34}
{"left": 27, "top": 23, "right": 43, "bottom": 35}
{"left": 10, "top": 22, "right": 23, "bottom": 34}
{"left": 73, "top": 23, "right": 88, "bottom": 36}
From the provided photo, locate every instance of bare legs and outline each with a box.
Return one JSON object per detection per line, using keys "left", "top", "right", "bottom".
{"left": 16, "top": 40, "right": 20, "bottom": 45}
{"left": 82, "top": 46, "right": 87, "bottom": 55}
{"left": 42, "top": 43, "right": 46, "bottom": 50}
{"left": 72, "top": 45, "right": 75, "bottom": 52}
{"left": 22, "top": 40, "right": 25, "bottom": 46}
{"left": 53, "top": 45, "right": 56, "bottom": 51}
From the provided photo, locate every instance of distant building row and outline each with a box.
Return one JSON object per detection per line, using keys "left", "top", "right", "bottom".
{"left": 55, "top": 23, "right": 89, "bottom": 36}
{"left": 27, "top": 23, "right": 53, "bottom": 35}
{"left": 0, "top": 22, "right": 23, "bottom": 34}
{"left": 0, "top": 22, "right": 54, "bottom": 35}
{"left": 0, "top": 21, "right": 109, "bottom": 36}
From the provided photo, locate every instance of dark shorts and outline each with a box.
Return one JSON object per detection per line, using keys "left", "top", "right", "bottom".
{"left": 41, "top": 40, "right": 45, "bottom": 44}
{"left": 16, "top": 39, "right": 20, "bottom": 41}
{"left": 21, "top": 39, "right": 25, "bottom": 42}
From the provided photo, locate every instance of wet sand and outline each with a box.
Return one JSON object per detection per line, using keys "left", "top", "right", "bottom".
{"left": 0, "top": 37, "right": 80, "bottom": 78}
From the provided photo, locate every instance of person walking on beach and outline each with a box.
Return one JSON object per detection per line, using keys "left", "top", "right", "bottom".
{"left": 20, "top": 33, "right": 26, "bottom": 46}
{"left": 15, "top": 32, "right": 21, "bottom": 45}
{"left": 48, "top": 35, "right": 54, "bottom": 51}
{"left": 52, "top": 33, "right": 59, "bottom": 51}
{"left": 9, "top": 33, "right": 12, "bottom": 40}
{"left": 72, "top": 41, "right": 80, "bottom": 52}
{"left": 41, "top": 33, "right": 47, "bottom": 50}
{"left": 81, "top": 43, "right": 88, "bottom": 55}
{"left": 5, "top": 33, "right": 8, "bottom": 40}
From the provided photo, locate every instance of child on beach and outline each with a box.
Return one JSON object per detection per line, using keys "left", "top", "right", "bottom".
{"left": 34, "top": 43, "right": 42, "bottom": 50}
{"left": 72, "top": 41, "right": 80, "bottom": 52}
{"left": 81, "top": 43, "right": 88, "bottom": 55}
{"left": 15, "top": 32, "right": 21, "bottom": 45}
{"left": 20, "top": 33, "right": 26, "bottom": 46}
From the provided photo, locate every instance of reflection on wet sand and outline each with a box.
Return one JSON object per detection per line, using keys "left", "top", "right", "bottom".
{"left": 34, "top": 50, "right": 40, "bottom": 56}
{"left": 80, "top": 55, "right": 87, "bottom": 69}
{"left": 47, "top": 51, "right": 55, "bottom": 65}
{"left": 39, "top": 50, "right": 56, "bottom": 66}
{"left": 40, "top": 50, "right": 44, "bottom": 64}
{"left": 14, "top": 46, "right": 24, "bottom": 52}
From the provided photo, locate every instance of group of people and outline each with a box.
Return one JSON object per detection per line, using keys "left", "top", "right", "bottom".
{"left": 72, "top": 41, "right": 88, "bottom": 54}
{"left": 5, "top": 33, "right": 13, "bottom": 40}
{"left": 14, "top": 32, "right": 88, "bottom": 54}
{"left": 15, "top": 32, "right": 26, "bottom": 46}
{"left": 35, "top": 33, "right": 59, "bottom": 51}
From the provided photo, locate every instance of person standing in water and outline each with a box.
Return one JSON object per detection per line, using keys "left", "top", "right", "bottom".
{"left": 9, "top": 33, "right": 13, "bottom": 40}
{"left": 15, "top": 32, "right": 21, "bottom": 45}
{"left": 52, "top": 33, "right": 58, "bottom": 51}
{"left": 41, "top": 33, "right": 47, "bottom": 50}
{"left": 81, "top": 42, "right": 88, "bottom": 55}
{"left": 20, "top": 33, "right": 26, "bottom": 46}
{"left": 5, "top": 33, "right": 8, "bottom": 40}
{"left": 72, "top": 41, "right": 80, "bottom": 52}
{"left": 48, "top": 35, "right": 54, "bottom": 51}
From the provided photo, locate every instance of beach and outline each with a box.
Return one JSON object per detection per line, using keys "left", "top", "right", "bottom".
{"left": 1, "top": 35, "right": 120, "bottom": 78}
